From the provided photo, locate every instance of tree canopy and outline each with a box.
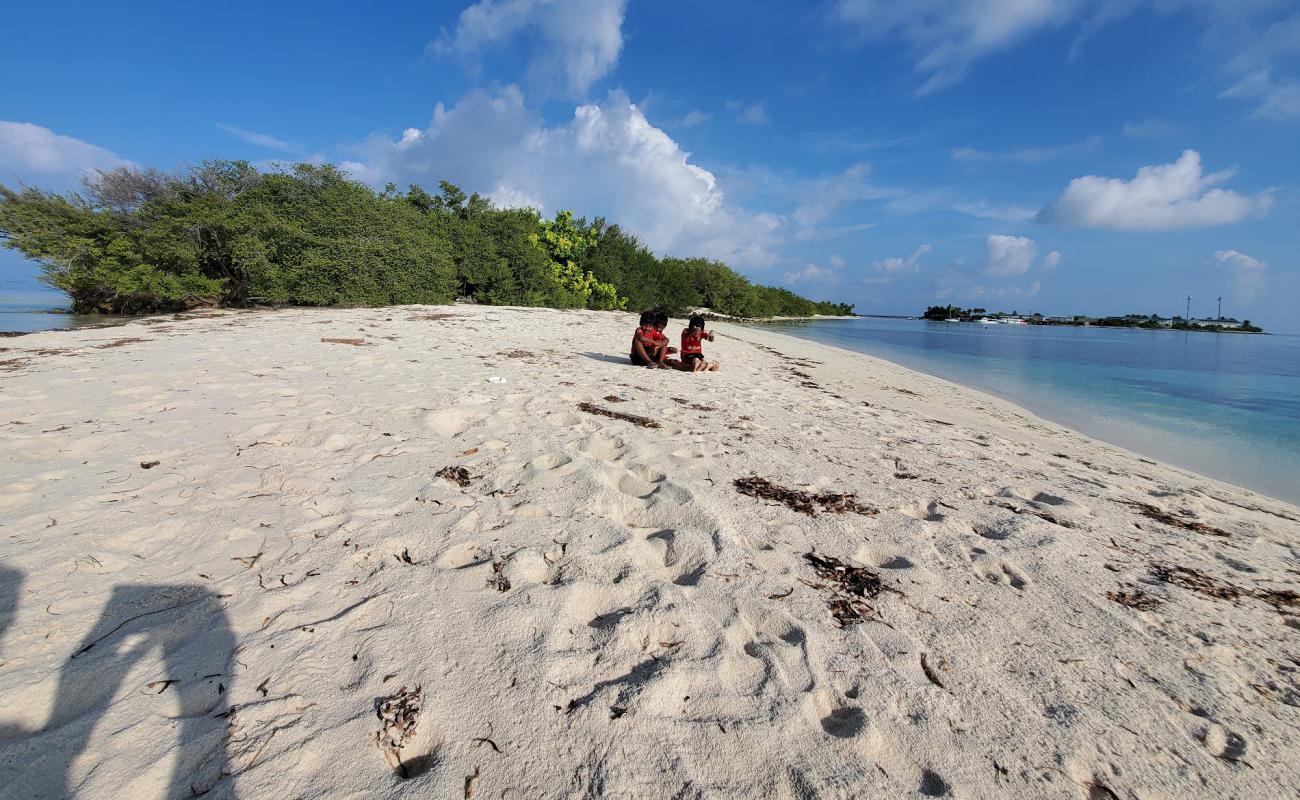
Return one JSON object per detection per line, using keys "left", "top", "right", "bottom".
{"left": 0, "top": 161, "right": 853, "bottom": 318}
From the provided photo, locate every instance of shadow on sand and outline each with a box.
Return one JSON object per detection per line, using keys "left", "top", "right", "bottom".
{"left": 0, "top": 568, "right": 236, "bottom": 799}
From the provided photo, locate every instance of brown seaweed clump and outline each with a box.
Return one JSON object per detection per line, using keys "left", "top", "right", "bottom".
{"left": 803, "top": 552, "right": 888, "bottom": 626}
{"left": 436, "top": 466, "right": 472, "bottom": 487}
{"left": 578, "top": 402, "right": 661, "bottom": 428}
{"left": 734, "top": 476, "right": 877, "bottom": 517}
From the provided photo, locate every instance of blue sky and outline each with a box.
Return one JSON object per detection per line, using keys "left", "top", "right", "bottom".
{"left": 2, "top": 0, "right": 1298, "bottom": 328}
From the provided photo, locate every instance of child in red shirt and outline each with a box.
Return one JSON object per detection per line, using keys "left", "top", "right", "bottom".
{"left": 630, "top": 310, "right": 678, "bottom": 368}
{"left": 679, "top": 315, "right": 719, "bottom": 372}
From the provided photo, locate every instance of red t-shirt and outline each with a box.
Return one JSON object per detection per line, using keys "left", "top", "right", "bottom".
{"left": 681, "top": 328, "right": 705, "bottom": 355}
{"left": 632, "top": 326, "right": 664, "bottom": 350}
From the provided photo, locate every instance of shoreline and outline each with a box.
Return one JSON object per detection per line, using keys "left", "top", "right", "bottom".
{"left": 1, "top": 305, "right": 1296, "bottom": 798}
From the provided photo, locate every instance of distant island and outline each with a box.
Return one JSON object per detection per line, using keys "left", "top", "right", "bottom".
{"left": 0, "top": 161, "right": 853, "bottom": 320}
{"left": 921, "top": 305, "right": 1263, "bottom": 333}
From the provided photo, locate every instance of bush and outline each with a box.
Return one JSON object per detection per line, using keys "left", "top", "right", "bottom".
{"left": 1, "top": 161, "right": 852, "bottom": 318}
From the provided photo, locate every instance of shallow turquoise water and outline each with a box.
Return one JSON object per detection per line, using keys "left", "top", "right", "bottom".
{"left": 764, "top": 318, "right": 1300, "bottom": 505}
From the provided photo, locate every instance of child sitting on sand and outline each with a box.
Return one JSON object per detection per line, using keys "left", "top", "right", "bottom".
{"left": 630, "top": 311, "right": 678, "bottom": 369}
{"left": 679, "top": 315, "right": 720, "bottom": 372}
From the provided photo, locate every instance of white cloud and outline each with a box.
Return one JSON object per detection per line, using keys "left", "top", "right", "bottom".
{"left": 952, "top": 199, "right": 1037, "bottom": 222}
{"left": 1122, "top": 118, "right": 1175, "bottom": 138}
{"left": 0, "top": 121, "right": 129, "bottom": 179}
{"left": 678, "top": 110, "right": 712, "bottom": 127}
{"left": 986, "top": 234, "right": 1038, "bottom": 276}
{"left": 829, "top": 254, "right": 846, "bottom": 269}
{"left": 784, "top": 263, "right": 835, "bottom": 284}
{"left": 1042, "top": 250, "right": 1063, "bottom": 270}
{"left": 1220, "top": 69, "right": 1300, "bottom": 120}
{"left": 1037, "top": 150, "right": 1269, "bottom": 231}
{"left": 343, "top": 87, "right": 781, "bottom": 267}
{"left": 873, "top": 243, "right": 932, "bottom": 273}
{"left": 216, "top": 123, "right": 297, "bottom": 153}
{"left": 790, "top": 161, "right": 897, "bottom": 239}
{"left": 951, "top": 136, "right": 1102, "bottom": 164}
{"left": 969, "top": 280, "right": 1042, "bottom": 301}
{"left": 1215, "top": 249, "right": 1266, "bottom": 270}
{"left": 432, "top": 0, "right": 626, "bottom": 97}
{"left": 739, "top": 102, "right": 769, "bottom": 125}
{"left": 830, "top": 0, "right": 1085, "bottom": 94}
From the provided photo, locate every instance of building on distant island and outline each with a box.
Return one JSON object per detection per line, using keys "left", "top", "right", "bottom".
{"left": 1190, "top": 317, "right": 1243, "bottom": 329}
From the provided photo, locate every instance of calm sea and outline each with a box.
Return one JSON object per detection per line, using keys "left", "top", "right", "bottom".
{"left": 764, "top": 318, "right": 1300, "bottom": 506}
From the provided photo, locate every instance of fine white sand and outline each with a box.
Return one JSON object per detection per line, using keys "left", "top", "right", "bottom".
{"left": 0, "top": 305, "right": 1296, "bottom": 799}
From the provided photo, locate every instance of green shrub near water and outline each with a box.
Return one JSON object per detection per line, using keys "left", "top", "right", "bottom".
{"left": 0, "top": 160, "right": 853, "bottom": 318}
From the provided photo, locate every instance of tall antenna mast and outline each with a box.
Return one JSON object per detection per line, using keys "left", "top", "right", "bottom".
{"left": 1186, "top": 294, "right": 1191, "bottom": 321}
{"left": 1217, "top": 296, "right": 1222, "bottom": 319}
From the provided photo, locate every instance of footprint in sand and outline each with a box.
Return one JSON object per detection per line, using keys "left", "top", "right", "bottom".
{"left": 581, "top": 433, "right": 625, "bottom": 462}
{"left": 853, "top": 544, "right": 915, "bottom": 570}
{"left": 898, "top": 499, "right": 947, "bottom": 522}
{"left": 424, "top": 406, "right": 486, "bottom": 438}
{"left": 633, "top": 528, "right": 712, "bottom": 586}
{"left": 804, "top": 689, "right": 868, "bottom": 738}
{"left": 437, "top": 541, "right": 490, "bottom": 569}
{"left": 733, "top": 603, "right": 814, "bottom": 695}
{"left": 999, "top": 486, "right": 1092, "bottom": 523}
{"left": 974, "top": 558, "right": 1028, "bottom": 591}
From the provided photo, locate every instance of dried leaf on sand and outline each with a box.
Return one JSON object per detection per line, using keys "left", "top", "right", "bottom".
{"left": 321, "top": 338, "right": 368, "bottom": 346}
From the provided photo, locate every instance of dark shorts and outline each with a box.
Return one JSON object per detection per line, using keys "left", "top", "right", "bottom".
{"left": 630, "top": 350, "right": 652, "bottom": 366}
{"left": 682, "top": 353, "right": 703, "bottom": 363}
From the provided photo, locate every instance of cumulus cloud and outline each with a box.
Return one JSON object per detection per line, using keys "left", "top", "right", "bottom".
{"left": 432, "top": 0, "right": 626, "bottom": 97}
{"left": 342, "top": 87, "right": 781, "bottom": 267}
{"left": 1042, "top": 250, "right": 1063, "bottom": 270}
{"left": 986, "top": 234, "right": 1038, "bottom": 276}
{"left": 830, "top": 0, "right": 1084, "bottom": 94}
{"left": 0, "top": 121, "right": 129, "bottom": 179}
{"left": 1215, "top": 249, "right": 1266, "bottom": 270}
{"left": 1037, "top": 150, "right": 1269, "bottom": 231}
{"left": 873, "top": 243, "right": 932, "bottom": 273}
{"left": 216, "top": 123, "right": 297, "bottom": 153}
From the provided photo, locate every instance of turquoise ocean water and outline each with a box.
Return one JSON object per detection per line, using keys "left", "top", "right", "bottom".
{"left": 764, "top": 318, "right": 1300, "bottom": 505}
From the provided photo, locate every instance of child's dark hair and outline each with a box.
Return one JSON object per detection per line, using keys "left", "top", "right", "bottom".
{"left": 655, "top": 311, "right": 669, "bottom": 327}
{"left": 639, "top": 310, "right": 655, "bottom": 326}
{"left": 688, "top": 314, "right": 705, "bottom": 329}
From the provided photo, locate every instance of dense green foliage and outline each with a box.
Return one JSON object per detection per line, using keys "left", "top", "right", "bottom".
{"left": 0, "top": 161, "right": 852, "bottom": 318}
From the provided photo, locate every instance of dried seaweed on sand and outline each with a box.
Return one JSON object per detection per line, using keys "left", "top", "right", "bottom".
{"left": 734, "top": 476, "right": 877, "bottom": 517}
{"left": 436, "top": 466, "right": 472, "bottom": 487}
{"left": 578, "top": 402, "right": 661, "bottom": 428}
{"left": 375, "top": 686, "right": 431, "bottom": 779}
{"left": 1107, "top": 588, "right": 1162, "bottom": 611}
{"left": 1128, "top": 502, "right": 1230, "bottom": 537}
{"left": 803, "top": 552, "right": 889, "bottom": 626}
{"left": 1152, "top": 564, "right": 1299, "bottom": 612}
{"left": 321, "top": 338, "right": 368, "bottom": 346}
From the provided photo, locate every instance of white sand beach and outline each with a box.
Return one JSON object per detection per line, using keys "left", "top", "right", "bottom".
{"left": 0, "top": 305, "right": 1296, "bottom": 799}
